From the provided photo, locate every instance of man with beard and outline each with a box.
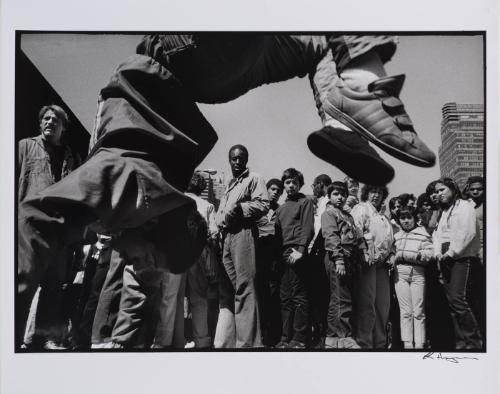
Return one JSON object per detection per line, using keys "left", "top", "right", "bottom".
{"left": 18, "top": 105, "right": 81, "bottom": 350}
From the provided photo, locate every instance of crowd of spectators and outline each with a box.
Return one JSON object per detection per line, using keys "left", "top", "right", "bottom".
{"left": 18, "top": 106, "right": 485, "bottom": 351}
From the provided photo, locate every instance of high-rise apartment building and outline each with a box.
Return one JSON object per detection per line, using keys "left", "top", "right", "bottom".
{"left": 198, "top": 170, "right": 226, "bottom": 209}
{"left": 438, "top": 102, "right": 484, "bottom": 189}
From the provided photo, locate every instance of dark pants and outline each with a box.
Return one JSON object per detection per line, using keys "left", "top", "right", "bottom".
{"left": 91, "top": 249, "right": 126, "bottom": 344}
{"left": 425, "top": 261, "right": 454, "bottom": 350}
{"left": 23, "top": 246, "right": 73, "bottom": 347}
{"left": 74, "top": 246, "right": 113, "bottom": 348}
{"left": 324, "top": 257, "right": 354, "bottom": 338}
{"left": 309, "top": 252, "right": 329, "bottom": 345}
{"left": 256, "top": 235, "right": 282, "bottom": 347}
{"left": 388, "top": 271, "right": 402, "bottom": 350}
{"left": 280, "top": 251, "right": 310, "bottom": 344}
{"left": 467, "top": 258, "right": 486, "bottom": 341}
{"left": 441, "top": 258, "right": 483, "bottom": 350}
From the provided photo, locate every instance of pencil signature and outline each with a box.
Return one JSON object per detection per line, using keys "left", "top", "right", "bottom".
{"left": 422, "top": 352, "right": 479, "bottom": 364}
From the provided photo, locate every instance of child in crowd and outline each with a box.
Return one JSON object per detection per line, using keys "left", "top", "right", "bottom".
{"left": 393, "top": 206, "right": 434, "bottom": 349}
{"left": 275, "top": 168, "right": 315, "bottom": 349}
{"left": 342, "top": 177, "right": 360, "bottom": 213}
{"left": 321, "top": 181, "right": 364, "bottom": 349}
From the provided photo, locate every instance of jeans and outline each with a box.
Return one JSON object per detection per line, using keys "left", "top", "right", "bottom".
{"left": 309, "top": 252, "right": 329, "bottom": 344}
{"left": 280, "top": 253, "right": 310, "bottom": 344}
{"left": 441, "top": 258, "right": 483, "bottom": 349}
{"left": 17, "top": 35, "right": 396, "bottom": 346}
{"left": 255, "top": 235, "right": 282, "bottom": 346}
{"left": 325, "top": 256, "right": 354, "bottom": 339}
{"left": 394, "top": 265, "right": 426, "bottom": 347}
{"left": 354, "top": 264, "right": 391, "bottom": 349}
{"left": 467, "top": 258, "right": 486, "bottom": 340}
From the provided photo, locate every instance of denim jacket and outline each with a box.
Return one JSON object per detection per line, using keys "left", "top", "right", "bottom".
{"left": 18, "top": 135, "right": 80, "bottom": 202}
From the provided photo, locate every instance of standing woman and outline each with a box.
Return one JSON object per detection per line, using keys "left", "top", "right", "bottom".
{"left": 351, "top": 184, "right": 395, "bottom": 349}
{"left": 433, "top": 178, "right": 482, "bottom": 350}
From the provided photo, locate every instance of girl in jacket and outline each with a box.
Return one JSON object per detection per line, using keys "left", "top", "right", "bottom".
{"left": 393, "top": 206, "right": 434, "bottom": 349}
{"left": 433, "top": 178, "right": 482, "bottom": 350}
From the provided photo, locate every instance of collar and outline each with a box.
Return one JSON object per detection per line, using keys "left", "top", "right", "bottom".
{"left": 286, "top": 192, "right": 305, "bottom": 201}
{"left": 227, "top": 168, "right": 250, "bottom": 192}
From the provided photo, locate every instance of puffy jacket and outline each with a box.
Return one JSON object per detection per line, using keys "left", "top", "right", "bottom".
{"left": 394, "top": 226, "right": 434, "bottom": 266}
{"left": 351, "top": 201, "right": 394, "bottom": 264}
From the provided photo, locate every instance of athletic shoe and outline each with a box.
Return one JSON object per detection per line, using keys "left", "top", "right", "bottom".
{"left": 275, "top": 341, "right": 289, "bottom": 349}
{"left": 287, "top": 340, "right": 306, "bottom": 349}
{"left": 323, "top": 74, "right": 436, "bottom": 167}
{"left": 324, "top": 337, "right": 339, "bottom": 349}
{"left": 308, "top": 126, "right": 394, "bottom": 185}
{"left": 338, "top": 337, "right": 361, "bottom": 349}
{"left": 43, "top": 340, "right": 68, "bottom": 350}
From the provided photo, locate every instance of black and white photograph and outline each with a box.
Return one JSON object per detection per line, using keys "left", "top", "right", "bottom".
{"left": 14, "top": 32, "right": 487, "bottom": 353}
{"left": 1, "top": 1, "right": 499, "bottom": 394}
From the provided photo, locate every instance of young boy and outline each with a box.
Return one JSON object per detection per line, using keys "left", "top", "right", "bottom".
{"left": 275, "top": 168, "right": 315, "bottom": 349}
{"left": 321, "top": 181, "right": 364, "bottom": 349}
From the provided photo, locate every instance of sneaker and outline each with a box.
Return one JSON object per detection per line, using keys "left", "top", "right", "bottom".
{"left": 323, "top": 74, "right": 436, "bottom": 168}
{"left": 308, "top": 126, "right": 394, "bottom": 185}
{"left": 91, "top": 341, "right": 123, "bottom": 349}
{"left": 275, "top": 341, "right": 289, "bottom": 349}
{"left": 324, "top": 337, "right": 339, "bottom": 349}
{"left": 43, "top": 340, "right": 68, "bottom": 350}
{"left": 338, "top": 337, "right": 361, "bottom": 349}
{"left": 184, "top": 341, "right": 196, "bottom": 349}
{"left": 287, "top": 340, "right": 306, "bottom": 349}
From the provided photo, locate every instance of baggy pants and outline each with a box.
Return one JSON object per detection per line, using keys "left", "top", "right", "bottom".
{"left": 17, "top": 35, "right": 396, "bottom": 346}
{"left": 153, "top": 257, "right": 210, "bottom": 348}
{"left": 214, "top": 228, "right": 261, "bottom": 348}
{"left": 354, "top": 264, "right": 391, "bottom": 349}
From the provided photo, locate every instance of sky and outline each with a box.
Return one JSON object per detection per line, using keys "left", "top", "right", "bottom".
{"left": 21, "top": 34, "right": 484, "bottom": 198}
